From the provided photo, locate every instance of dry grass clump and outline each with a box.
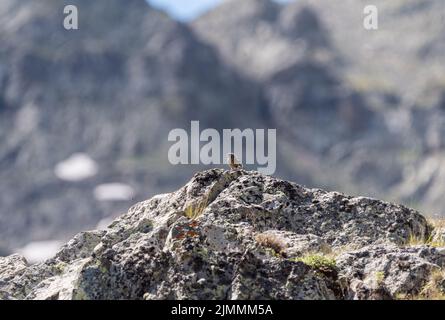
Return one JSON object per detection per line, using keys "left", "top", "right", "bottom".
{"left": 428, "top": 217, "right": 445, "bottom": 230}
{"left": 420, "top": 269, "right": 445, "bottom": 300}
{"left": 255, "top": 233, "right": 287, "bottom": 257}
{"left": 405, "top": 233, "right": 445, "bottom": 247}
{"left": 403, "top": 217, "right": 445, "bottom": 247}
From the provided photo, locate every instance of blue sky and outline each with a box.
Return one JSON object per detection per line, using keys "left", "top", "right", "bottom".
{"left": 147, "top": 0, "right": 294, "bottom": 21}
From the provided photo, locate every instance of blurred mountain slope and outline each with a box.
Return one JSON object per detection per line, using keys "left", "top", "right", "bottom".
{"left": 194, "top": 0, "right": 445, "bottom": 107}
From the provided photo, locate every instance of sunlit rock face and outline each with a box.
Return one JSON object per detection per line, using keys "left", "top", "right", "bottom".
{"left": 0, "top": 170, "right": 438, "bottom": 300}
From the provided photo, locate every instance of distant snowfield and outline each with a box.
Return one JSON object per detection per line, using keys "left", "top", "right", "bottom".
{"left": 94, "top": 183, "right": 135, "bottom": 202}
{"left": 16, "top": 240, "right": 63, "bottom": 264}
{"left": 54, "top": 153, "right": 98, "bottom": 182}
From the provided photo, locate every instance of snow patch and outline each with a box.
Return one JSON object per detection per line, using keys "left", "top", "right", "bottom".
{"left": 16, "top": 240, "right": 63, "bottom": 264}
{"left": 54, "top": 153, "right": 98, "bottom": 182}
{"left": 94, "top": 183, "right": 135, "bottom": 202}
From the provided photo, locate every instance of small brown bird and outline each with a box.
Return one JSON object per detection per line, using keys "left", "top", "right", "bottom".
{"left": 227, "top": 153, "right": 243, "bottom": 170}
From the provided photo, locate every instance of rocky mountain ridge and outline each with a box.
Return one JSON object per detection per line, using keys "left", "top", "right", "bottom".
{"left": 1, "top": 169, "right": 445, "bottom": 300}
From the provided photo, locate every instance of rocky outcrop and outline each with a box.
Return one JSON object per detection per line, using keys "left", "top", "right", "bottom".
{"left": 1, "top": 169, "right": 443, "bottom": 300}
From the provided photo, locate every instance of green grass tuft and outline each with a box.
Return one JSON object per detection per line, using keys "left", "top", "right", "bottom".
{"left": 293, "top": 253, "right": 337, "bottom": 273}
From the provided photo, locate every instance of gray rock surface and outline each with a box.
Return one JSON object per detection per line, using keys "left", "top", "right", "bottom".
{"left": 193, "top": 0, "right": 445, "bottom": 215}
{"left": 337, "top": 243, "right": 445, "bottom": 300}
{"left": 1, "top": 0, "right": 445, "bottom": 258}
{"left": 1, "top": 169, "right": 442, "bottom": 300}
